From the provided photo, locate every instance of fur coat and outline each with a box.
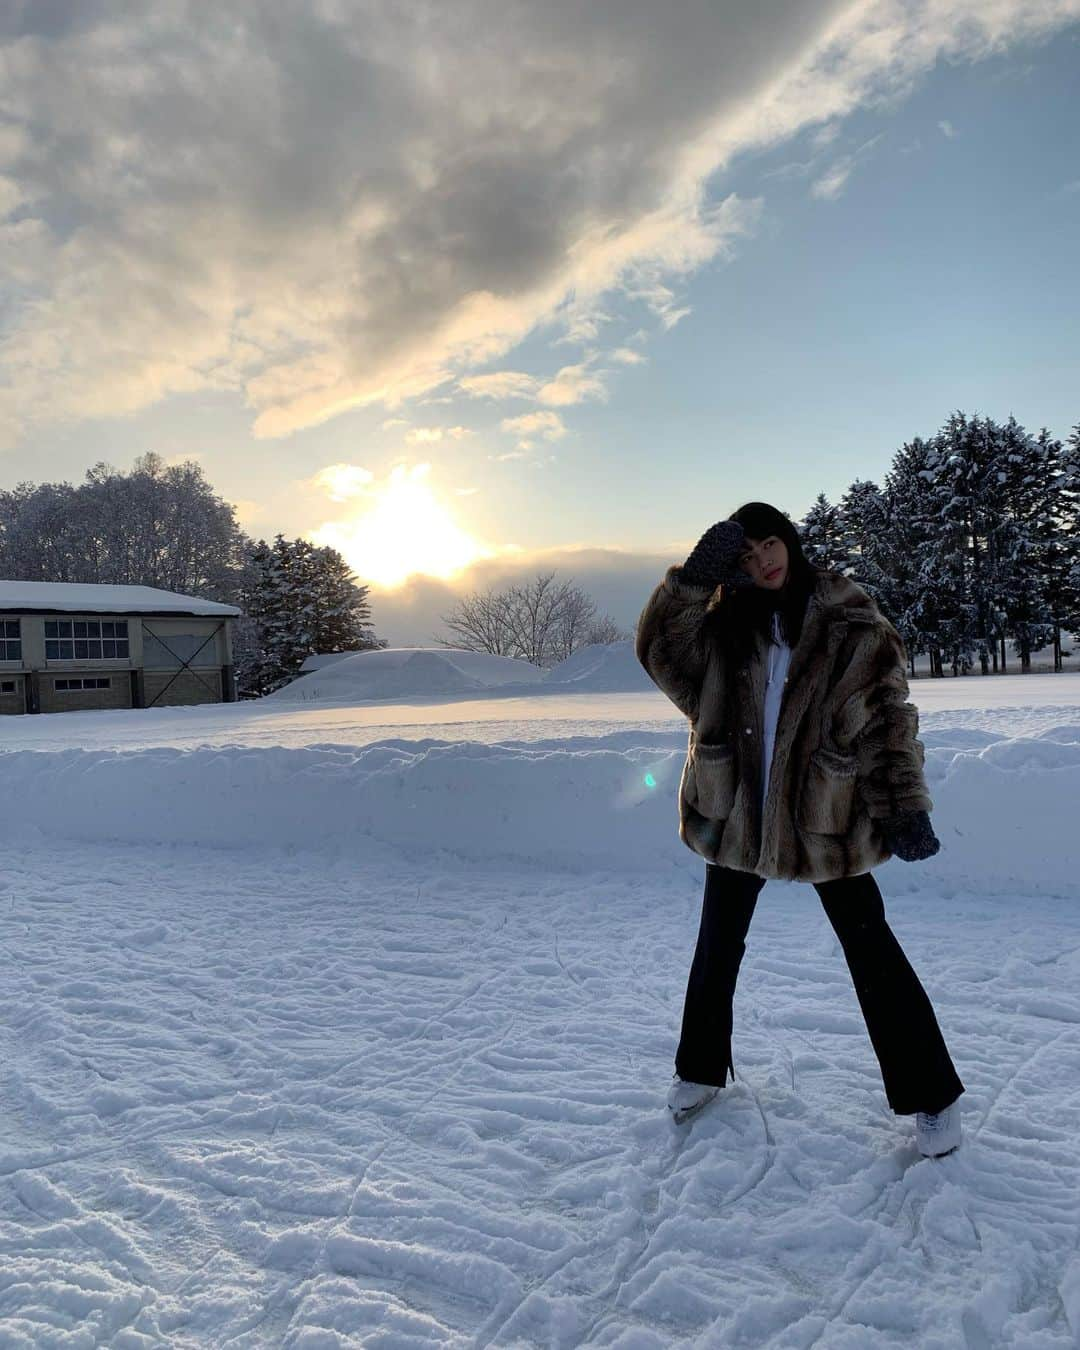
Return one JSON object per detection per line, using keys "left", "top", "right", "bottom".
{"left": 635, "top": 564, "right": 933, "bottom": 882}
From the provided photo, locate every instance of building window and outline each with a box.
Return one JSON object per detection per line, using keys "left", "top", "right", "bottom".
{"left": 1, "top": 619, "right": 20, "bottom": 661}
{"left": 0, "top": 679, "right": 16, "bottom": 695}
{"left": 55, "top": 677, "right": 111, "bottom": 692}
{"left": 45, "top": 619, "right": 129, "bottom": 661}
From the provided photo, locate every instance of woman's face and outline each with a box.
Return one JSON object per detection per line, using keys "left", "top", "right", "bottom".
{"left": 738, "top": 535, "right": 789, "bottom": 590}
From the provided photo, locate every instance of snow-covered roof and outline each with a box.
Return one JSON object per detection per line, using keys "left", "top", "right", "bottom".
{"left": 0, "top": 580, "right": 240, "bottom": 617}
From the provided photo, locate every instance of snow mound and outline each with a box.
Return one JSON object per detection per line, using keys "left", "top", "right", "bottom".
{"left": 269, "top": 647, "right": 544, "bottom": 703}
{"left": 543, "top": 640, "right": 655, "bottom": 693}
{"left": 1034, "top": 723, "right": 1080, "bottom": 744}
{"left": 299, "top": 651, "right": 354, "bottom": 672}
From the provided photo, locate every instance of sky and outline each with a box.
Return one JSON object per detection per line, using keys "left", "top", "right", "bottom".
{"left": 2, "top": 1, "right": 1079, "bottom": 644}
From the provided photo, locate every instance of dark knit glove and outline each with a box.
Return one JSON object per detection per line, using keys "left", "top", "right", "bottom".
{"left": 681, "top": 521, "right": 756, "bottom": 590}
{"left": 881, "top": 810, "right": 940, "bottom": 862}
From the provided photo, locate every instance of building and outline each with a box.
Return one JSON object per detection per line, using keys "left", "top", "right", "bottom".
{"left": 0, "top": 581, "right": 240, "bottom": 716}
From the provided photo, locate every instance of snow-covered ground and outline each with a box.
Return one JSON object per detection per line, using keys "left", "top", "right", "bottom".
{"left": 1, "top": 676, "right": 1079, "bottom": 1346}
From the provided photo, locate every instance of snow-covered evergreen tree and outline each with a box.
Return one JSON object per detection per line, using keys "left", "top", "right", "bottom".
{"left": 236, "top": 535, "right": 384, "bottom": 697}
{"left": 1051, "top": 424, "right": 1080, "bottom": 667}
{"left": 923, "top": 412, "right": 1020, "bottom": 675}
{"left": 799, "top": 493, "right": 848, "bottom": 571}
{"left": 838, "top": 479, "right": 895, "bottom": 606}
{"left": 880, "top": 436, "right": 956, "bottom": 676}
{"left": 995, "top": 421, "right": 1058, "bottom": 672}
{"left": 821, "top": 412, "right": 1075, "bottom": 677}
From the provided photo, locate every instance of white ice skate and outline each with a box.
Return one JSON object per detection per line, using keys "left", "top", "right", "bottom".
{"left": 667, "top": 1077, "right": 719, "bottom": 1125}
{"left": 916, "top": 1098, "right": 962, "bottom": 1157}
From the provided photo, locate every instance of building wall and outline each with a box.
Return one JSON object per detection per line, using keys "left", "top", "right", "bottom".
{"left": 0, "top": 673, "right": 25, "bottom": 715}
{"left": 36, "top": 672, "right": 133, "bottom": 715}
{"left": 0, "top": 609, "right": 235, "bottom": 714}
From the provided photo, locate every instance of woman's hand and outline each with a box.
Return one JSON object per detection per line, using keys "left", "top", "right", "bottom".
{"left": 681, "top": 521, "right": 756, "bottom": 590}
{"left": 881, "top": 810, "right": 940, "bottom": 861}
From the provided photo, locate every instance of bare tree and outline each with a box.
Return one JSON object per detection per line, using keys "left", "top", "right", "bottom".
{"left": 580, "top": 612, "right": 627, "bottom": 647}
{"left": 436, "top": 571, "right": 624, "bottom": 667}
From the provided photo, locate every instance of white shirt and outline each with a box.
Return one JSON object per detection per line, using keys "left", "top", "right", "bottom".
{"left": 761, "top": 610, "right": 792, "bottom": 812}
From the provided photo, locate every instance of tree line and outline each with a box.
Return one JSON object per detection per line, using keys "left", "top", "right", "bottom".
{"left": 799, "top": 413, "right": 1080, "bottom": 675}
{"left": 3, "top": 411, "right": 1076, "bottom": 694}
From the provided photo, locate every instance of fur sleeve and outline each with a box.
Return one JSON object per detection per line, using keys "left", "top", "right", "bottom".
{"left": 635, "top": 564, "right": 720, "bottom": 721}
{"left": 834, "top": 621, "right": 933, "bottom": 819}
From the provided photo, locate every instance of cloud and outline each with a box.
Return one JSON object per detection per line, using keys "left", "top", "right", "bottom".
{"left": 938, "top": 118, "right": 958, "bottom": 137}
{"left": 3, "top": 0, "right": 1079, "bottom": 446}
{"left": 462, "top": 360, "right": 606, "bottom": 409}
{"left": 610, "top": 347, "right": 646, "bottom": 366}
{"left": 231, "top": 498, "right": 266, "bottom": 528}
{"left": 760, "top": 158, "right": 816, "bottom": 182}
{"left": 811, "top": 121, "right": 842, "bottom": 149}
{"left": 310, "top": 463, "right": 376, "bottom": 502}
{"left": 404, "top": 427, "right": 445, "bottom": 444}
{"left": 499, "top": 411, "right": 567, "bottom": 443}
{"left": 459, "top": 371, "right": 540, "bottom": 401}
{"left": 536, "top": 362, "right": 607, "bottom": 407}
{"left": 810, "top": 133, "right": 884, "bottom": 201}
{"left": 381, "top": 417, "right": 408, "bottom": 430}
{"left": 811, "top": 156, "right": 856, "bottom": 200}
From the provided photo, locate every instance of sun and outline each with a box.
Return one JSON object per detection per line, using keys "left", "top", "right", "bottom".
{"left": 311, "top": 463, "right": 494, "bottom": 588}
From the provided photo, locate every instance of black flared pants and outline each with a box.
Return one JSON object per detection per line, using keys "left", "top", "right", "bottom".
{"left": 675, "top": 865, "right": 964, "bottom": 1116}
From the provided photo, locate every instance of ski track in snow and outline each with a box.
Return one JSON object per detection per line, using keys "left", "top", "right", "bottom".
{"left": 0, "top": 696, "right": 1079, "bottom": 1345}
{"left": 1, "top": 843, "right": 1079, "bottom": 1345}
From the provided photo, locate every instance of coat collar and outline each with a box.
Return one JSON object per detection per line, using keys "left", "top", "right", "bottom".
{"left": 808, "top": 568, "right": 880, "bottom": 626}
{"left": 750, "top": 570, "right": 879, "bottom": 663}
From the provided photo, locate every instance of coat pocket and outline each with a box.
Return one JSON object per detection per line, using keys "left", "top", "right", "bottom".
{"left": 689, "top": 741, "right": 737, "bottom": 820}
{"left": 798, "top": 748, "right": 858, "bottom": 835}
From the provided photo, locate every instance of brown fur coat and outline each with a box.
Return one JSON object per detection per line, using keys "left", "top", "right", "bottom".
{"left": 636, "top": 564, "right": 933, "bottom": 882}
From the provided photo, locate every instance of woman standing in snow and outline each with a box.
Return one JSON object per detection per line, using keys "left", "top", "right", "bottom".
{"left": 636, "top": 502, "right": 964, "bottom": 1157}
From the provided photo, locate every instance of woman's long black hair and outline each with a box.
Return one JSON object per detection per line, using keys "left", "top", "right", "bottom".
{"left": 705, "top": 501, "right": 818, "bottom": 667}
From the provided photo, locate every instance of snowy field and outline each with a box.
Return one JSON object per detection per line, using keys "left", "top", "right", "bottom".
{"left": 2, "top": 674, "right": 1080, "bottom": 1346}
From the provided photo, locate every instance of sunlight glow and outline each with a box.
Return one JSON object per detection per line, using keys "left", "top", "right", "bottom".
{"left": 311, "top": 462, "right": 494, "bottom": 588}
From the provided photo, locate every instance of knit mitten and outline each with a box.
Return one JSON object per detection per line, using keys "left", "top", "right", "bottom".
{"left": 881, "top": 809, "right": 940, "bottom": 861}
{"left": 681, "top": 521, "right": 756, "bottom": 590}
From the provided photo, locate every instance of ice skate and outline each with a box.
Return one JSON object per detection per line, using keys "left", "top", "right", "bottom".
{"left": 667, "top": 1077, "right": 719, "bottom": 1125}
{"left": 916, "top": 1098, "right": 962, "bottom": 1157}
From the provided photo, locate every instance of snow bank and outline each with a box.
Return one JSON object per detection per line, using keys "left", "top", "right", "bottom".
{"left": 1, "top": 722, "right": 1077, "bottom": 893}
{"left": 270, "top": 646, "right": 544, "bottom": 703}
{"left": 278, "top": 642, "right": 653, "bottom": 705}
{"left": 542, "top": 640, "right": 655, "bottom": 692}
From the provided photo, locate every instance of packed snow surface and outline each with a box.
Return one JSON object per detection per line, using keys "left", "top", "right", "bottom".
{"left": 1, "top": 678, "right": 1079, "bottom": 1345}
